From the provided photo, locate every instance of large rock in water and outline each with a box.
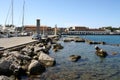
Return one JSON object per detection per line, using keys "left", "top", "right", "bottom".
{"left": 38, "top": 52, "right": 56, "bottom": 67}
{"left": 95, "top": 49, "right": 108, "bottom": 57}
{"left": 69, "top": 55, "right": 81, "bottom": 62}
{"left": 28, "top": 60, "right": 45, "bottom": 75}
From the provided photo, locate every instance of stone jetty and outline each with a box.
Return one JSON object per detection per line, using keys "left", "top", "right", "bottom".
{"left": 0, "top": 36, "right": 62, "bottom": 80}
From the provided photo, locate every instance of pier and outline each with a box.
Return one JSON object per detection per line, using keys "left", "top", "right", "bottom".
{"left": 0, "top": 36, "right": 37, "bottom": 51}
{"left": 0, "top": 35, "right": 59, "bottom": 51}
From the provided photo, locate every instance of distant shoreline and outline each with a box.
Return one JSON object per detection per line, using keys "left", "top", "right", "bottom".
{"left": 61, "top": 34, "right": 120, "bottom": 35}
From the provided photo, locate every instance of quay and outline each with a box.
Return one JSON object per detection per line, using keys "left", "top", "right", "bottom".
{"left": 0, "top": 35, "right": 58, "bottom": 51}
{"left": 0, "top": 36, "right": 37, "bottom": 51}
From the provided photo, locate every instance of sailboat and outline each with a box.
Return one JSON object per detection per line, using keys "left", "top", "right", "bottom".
{"left": 19, "top": 0, "right": 28, "bottom": 36}
{"left": 2, "top": 0, "right": 16, "bottom": 37}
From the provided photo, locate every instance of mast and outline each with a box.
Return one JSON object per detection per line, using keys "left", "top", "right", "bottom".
{"left": 12, "top": 0, "right": 14, "bottom": 26}
{"left": 22, "top": 0, "right": 25, "bottom": 32}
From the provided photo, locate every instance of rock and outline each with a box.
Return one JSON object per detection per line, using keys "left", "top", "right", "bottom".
{"left": 53, "top": 48, "right": 58, "bottom": 52}
{"left": 36, "top": 43, "right": 44, "bottom": 47}
{"left": 34, "top": 46, "right": 43, "bottom": 53}
{"left": 52, "top": 43, "right": 63, "bottom": 52}
{"left": 0, "top": 59, "right": 13, "bottom": 76}
{"left": 10, "top": 51, "right": 31, "bottom": 61}
{"left": 63, "top": 39, "right": 71, "bottom": 42}
{"left": 95, "top": 49, "right": 108, "bottom": 57}
{"left": 40, "top": 46, "right": 49, "bottom": 54}
{"left": 74, "top": 38, "right": 85, "bottom": 42}
{"left": 14, "top": 66, "right": 27, "bottom": 80}
{"left": 0, "top": 75, "right": 10, "bottom": 80}
{"left": 100, "top": 41, "right": 106, "bottom": 45}
{"left": 87, "top": 41, "right": 106, "bottom": 45}
{"left": 69, "top": 55, "right": 81, "bottom": 62}
{"left": 95, "top": 46, "right": 108, "bottom": 57}
{"left": 38, "top": 52, "right": 56, "bottom": 67}
{"left": 33, "top": 56, "right": 38, "bottom": 60}
{"left": 28, "top": 60, "right": 45, "bottom": 75}
{"left": 112, "top": 52, "right": 117, "bottom": 55}
{"left": 2, "top": 50, "right": 10, "bottom": 57}
{"left": 21, "top": 46, "right": 35, "bottom": 57}
{"left": 53, "top": 43, "right": 63, "bottom": 49}
{"left": 0, "top": 55, "right": 20, "bottom": 76}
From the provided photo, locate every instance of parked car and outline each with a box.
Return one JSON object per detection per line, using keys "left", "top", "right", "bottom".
{"left": 32, "top": 34, "right": 41, "bottom": 40}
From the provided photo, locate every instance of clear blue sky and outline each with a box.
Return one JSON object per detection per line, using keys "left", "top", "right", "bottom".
{"left": 0, "top": 0, "right": 120, "bottom": 28}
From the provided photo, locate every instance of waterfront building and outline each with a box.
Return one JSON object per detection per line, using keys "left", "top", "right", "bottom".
{"left": 24, "top": 25, "right": 56, "bottom": 35}
{"left": 66, "top": 26, "right": 110, "bottom": 35}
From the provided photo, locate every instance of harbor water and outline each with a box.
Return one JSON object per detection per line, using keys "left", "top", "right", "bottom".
{"left": 39, "top": 35, "right": 120, "bottom": 80}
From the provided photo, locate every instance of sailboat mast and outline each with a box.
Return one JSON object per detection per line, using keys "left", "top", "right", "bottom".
{"left": 22, "top": 0, "right": 25, "bottom": 32}
{"left": 12, "top": 0, "right": 14, "bottom": 26}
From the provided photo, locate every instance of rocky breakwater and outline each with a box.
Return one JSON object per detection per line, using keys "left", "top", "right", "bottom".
{"left": 63, "top": 36, "right": 85, "bottom": 42}
{"left": 0, "top": 39, "right": 57, "bottom": 80}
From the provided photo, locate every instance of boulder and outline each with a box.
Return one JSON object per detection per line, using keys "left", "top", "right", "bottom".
{"left": 95, "top": 46, "right": 108, "bottom": 57}
{"left": 0, "top": 75, "right": 10, "bottom": 80}
{"left": 34, "top": 46, "right": 43, "bottom": 53}
{"left": 36, "top": 43, "right": 44, "bottom": 47}
{"left": 38, "top": 52, "right": 56, "bottom": 67}
{"left": 53, "top": 43, "right": 63, "bottom": 49}
{"left": 28, "top": 60, "right": 45, "bottom": 75}
{"left": 21, "top": 46, "right": 35, "bottom": 57}
{"left": 0, "top": 59, "right": 13, "bottom": 76}
{"left": 10, "top": 51, "right": 31, "bottom": 61}
{"left": 13, "top": 66, "right": 27, "bottom": 80}
{"left": 69, "top": 55, "right": 81, "bottom": 62}
{"left": 52, "top": 43, "right": 63, "bottom": 52}
{"left": 96, "top": 50, "right": 108, "bottom": 57}
{"left": 74, "top": 38, "right": 85, "bottom": 42}
{"left": 2, "top": 50, "right": 10, "bottom": 57}
{"left": 0, "top": 55, "right": 20, "bottom": 76}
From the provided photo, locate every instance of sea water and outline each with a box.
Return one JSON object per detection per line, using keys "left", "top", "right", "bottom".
{"left": 39, "top": 35, "right": 120, "bottom": 80}
{"left": 80, "top": 35, "right": 120, "bottom": 44}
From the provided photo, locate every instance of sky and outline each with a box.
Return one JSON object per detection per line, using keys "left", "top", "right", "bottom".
{"left": 0, "top": 0, "right": 120, "bottom": 28}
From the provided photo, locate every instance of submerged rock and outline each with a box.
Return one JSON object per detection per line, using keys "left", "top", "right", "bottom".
{"left": 112, "top": 52, "right": 118, "bottom": 55}
{"left": 69, "top": 55, "right": 81, "bottom": 62}
{"left": 74, "top": 38, "right": 85, "bottom": 42}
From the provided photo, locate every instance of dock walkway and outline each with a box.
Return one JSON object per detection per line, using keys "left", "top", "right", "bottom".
{"left": 0, "top": 36, "right": 37, "bottom": 50}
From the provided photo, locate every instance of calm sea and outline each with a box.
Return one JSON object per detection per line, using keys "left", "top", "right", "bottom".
{"left": 80, "top": 35, "right": 120, "bottom": 44}
{"left": 38, "top": 35, "right": 120, "bottom": 80}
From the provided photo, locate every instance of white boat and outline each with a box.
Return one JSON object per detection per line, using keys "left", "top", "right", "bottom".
{"left": 1, "top": 0, "right": 25, "bottom": 37}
